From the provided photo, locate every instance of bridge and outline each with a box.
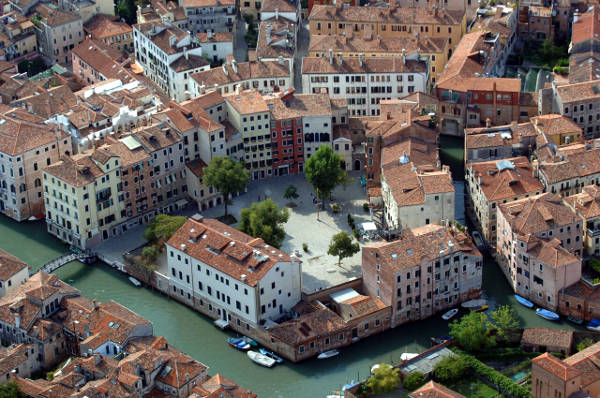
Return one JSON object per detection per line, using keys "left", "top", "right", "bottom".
{"left": 40, "top": 251, "right": 97, "bottom": 274}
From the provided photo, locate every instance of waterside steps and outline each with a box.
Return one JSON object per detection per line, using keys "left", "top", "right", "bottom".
{"left": 40, "top": 250, "right": 97, "bottom": 273}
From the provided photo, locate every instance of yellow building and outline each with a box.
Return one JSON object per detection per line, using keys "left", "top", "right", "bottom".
{"left": 0, "top": 12, "right": 37, "bottom": 61}
{"left": 43, "top": 147, "right": 125, "bottom": 249}
{"left": 531, "top": 114, "right": 583, "bottom": 147}
{"left": 309, "top": 33, "right": 449, "bottom": 83}
{"left": 308, "top": 3, "right": 466, "bottom": 52}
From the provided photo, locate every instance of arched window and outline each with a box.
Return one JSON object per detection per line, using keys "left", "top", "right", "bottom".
{"left": 10, "top": 185, "right": 15, "bottom": 193}
{"left": 34, "top": 178, "right": 41, "bottom": 188}
{"left": 19, "top": 184, "right": 26, "bottom": 193}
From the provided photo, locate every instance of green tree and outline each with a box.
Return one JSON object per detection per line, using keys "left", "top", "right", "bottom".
{"left": 0, "top": 382, "right": 24, "bottom": 398}
{"left": 142, "top": 244, "right": 159, "bottom": 261}
{"left": 433, "top": 355, "right": 469, "bottom": 382}
{"left": 449, "top": 312, "right": 496, "bottom": 352}
{"left": 365, "top": 364, "right": 400, "bottom": 394}
{"left": 239, "top": 199, "right": 289, "bottom": 248}
{"left": 327, "top": 232, "right": 359, "bottom": 266}
{"left": 577, "top": 338, "right": 595, "bottom": 352}
{"left": 204, "top": 157, "right": 249, "bottom": 217}
{"left": 283, "top": 185, "right": 299, "bottom": 201}
{"left": 488, "top": 305, "right": 520, "bottom": 341}
{"left": 144, "top": 215, "right": 187, "bottom": 243}
{"left": 403, "top": 371, "right": 426, "bottom": 391}
{"left": 304, "top": 145, "right": 348, "bottom": 209}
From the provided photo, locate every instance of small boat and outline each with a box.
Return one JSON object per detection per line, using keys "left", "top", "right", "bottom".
{"left": 259, "top": 348, "right": 283, "bottom": 363}
{"left": 514, "top": 294, "right": 534, "bottom": 308}
{"left": 471, "top": 304, "right": 489, "bottom": 312}
{"left": 568, "top": 316, "right": 584, "bottom": 325}
{"left": 536, "top": 308, "right": 560, "bottom": 321}
{"left": 247, "top": 350, "right": 276, "bottom": 367}
{"left": 317, "top": 349, "right": 340, "bottom": 359}
{"left": 587, "top": 319, "right": 600, "bottom": 332}
{"left": 431, "top": 335, "right": 452, "bottom": 345}
{"left": 442, "top": 308, "right": 459, "bottom": 320}
{"left": 227, "top": 337, "right": 251, "bottom": 350}
{"left": 461, "top": 299, "right": 487, "bottom": 309}
{"left": 370, "top": 364, "right": 381, "bottom": 374}
{"left": 242, "top": 336, "right": 258, "bottom": 347}
{"left": 472, "top": 230, "right": 486, "bottom": 250}
{"left": 400, "top": 353, "right": 419, "bottom": 361}
{"left": 128, "top": 277, "right": 141, "bottom": 287}
{"left": 343, "top": 381, "right": 360, "bottom": 390}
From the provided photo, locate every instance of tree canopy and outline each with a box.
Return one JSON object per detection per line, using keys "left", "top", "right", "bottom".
{"left": 327, "top": 232, "right": 360, "bottom": 266}
{"left": 204, "top": 157, "right": 249, "bottom": 217}
{"left": 304, "top": 145, "right": 347, "bottom": 207}
{"left": 449, "top": 311, "right": 495, "bottom": 352}
{"left": 488, "top": 305, "right": 520, "bottom": 341}
{"left": 433, "top": 355, "right": 469, "bottom": 382}
{"left": 239, "top": 199, "right": 289, "bottom": 248}
{"left": 403, "top": 371, "right": 426, "bottom": 391}
{"left": 283, "top": 185, "right": 299, "bottom": 201}
{"left": 144, "top": 215, "right": 187, "bottom": 244}
{"left": 0, "top": 382, "right": 24, "bottom": 398}
{"left": 365, "top": 364, "right": 400, "bottom": 394}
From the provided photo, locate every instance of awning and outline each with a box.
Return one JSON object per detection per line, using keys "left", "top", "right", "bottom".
{"left": 361, "top": 222, "right": 377, "bottom": 232}
{"left": 175, "top": 199, "right": 188, "bottom": 208}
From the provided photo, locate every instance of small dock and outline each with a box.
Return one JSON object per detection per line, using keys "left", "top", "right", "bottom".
{"left": 40, "top": 251, "right": 97, "bottom": 274}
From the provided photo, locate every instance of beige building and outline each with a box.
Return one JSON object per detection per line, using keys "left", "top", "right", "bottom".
{"left": 464, "top": 122, "right": 537, "bottom": 164}
{"left": 0, "top": 11, "right": 37, "bottom": 61}
{"left": 537, "top": 146, "right": 600, "bottom": 197}
{"left": 83, "top": 14, "right": 133, "bottom": 53}
{"left": 31, "top": 3, "right": 83, "bottom": 65}
{"left": 185, "top": 159, "right": 223, "bottom": 211}
{"left": 0, "top": 249, "right": 29, "bottom": 298}
{"left": 0, "top": 110, "right": 72, "bottom": 222}
{"left": 465, "top": 157, "right": 543, "bottom": 244}
{"left": 564, "top": 184, "right": 600, "bottom": 256}
{"left": 362, "top": 224, "right": 483, "bottom": 328}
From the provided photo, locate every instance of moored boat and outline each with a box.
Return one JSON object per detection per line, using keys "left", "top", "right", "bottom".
{"left": 430, "top": 335, "right": 452, "bottom": 345}
{"left": 461, "top": 299, "right": 487, "bottom": 309}
{"left": 259, "top": 348, "right": 284, "bottom": 363}
{"left": 247, "top": 350, "right": 276, "bottom": 367}
{"left": 318, "top": 349, "right": 340, "bottom": 359}
{"left": 471, "top": 304, "right": 489, "bottom": 312}
{"left": 472, "top": 231, "right": 486, "bottom": 250}
{"left": 400, "top": 353, "right": 418, "bottom": 361}
{"left": 587, "top": 319, "right": 600, "bottom": 332}
{"left": 568, "top": 316, "right": 584, "bottom": 325}
{"left": 128, "top": 277, "right": 141, "bottom": 287}
{"left": 514, "top": 294, "right": 534, "bottom": 308}
{"left": 536, "top": 308, "right": 560, "bottom": 321}
{"left": 242, "top": 336, "right": 258, "bottom": 347}
{"left": 226, "top": 337, "right": 251, "bottom": 350}
{"left": 442, "top": 308, "right": 459, "bottom": 321}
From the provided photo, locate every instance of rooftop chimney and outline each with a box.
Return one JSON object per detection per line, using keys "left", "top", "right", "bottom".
{"left": 329, "top": 48, "right": 333, "bottom": 64}
{"left": 275, "top": 7, "right": 279, "bottom": 19}
{"left": 222, "top": 63, "right": 228, "bottom": 76}
{"left": 401, "top": 48, "right": 406, "bottom": 65}
{"left": 184, "top": 47, "right": 188, "bottom": 60}
{"left": 207, "top": 30, "right": 212, "bottom": 39}
{"left": 93, "top": 299, "right": 99, "bottom": 310}
{"left": 338, "top": 52, "right": 343, "bottom": 65}
{"left": 359, "top": 53, "right": 364, "bottom": 67}
{"left": 232, "top": 59, "right": 238, "bottom": 74}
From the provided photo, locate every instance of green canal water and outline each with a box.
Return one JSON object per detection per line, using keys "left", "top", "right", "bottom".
{"left": 0, "top": 136, "right": 580, "bottom": 397}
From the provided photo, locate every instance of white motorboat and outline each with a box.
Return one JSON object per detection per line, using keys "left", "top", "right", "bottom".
{"left": 318, "top": 349, "right": 340, "bottom": 359}
{"left": 442, "top": 308, "right": 459, "bottom": 321}
{"left": 247, "top": 350, "right": 276, "bottom": 367}
{"left": 128, "top": 277, "right": 141, "bottom": 287}
{"left": 400, "top": 353, "right": 419, "bottom": 361}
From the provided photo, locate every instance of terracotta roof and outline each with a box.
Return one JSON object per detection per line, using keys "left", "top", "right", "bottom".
{"left": 383, "top": 161, "right": 453, "bottom": 207}
{"left": 44, "top": 151, "right": 108, "bottom": 187}
{"left": 309, "top": 33, "right": 448, "bottom": 55}
{"left": 0, "top": 113, "right": 66, "bottom": 156}
{"left": 522, "top": 327, "right": 574, "bottom": 349}
{"left": 134, "top": 23, "right": 193, "bottom": 56}
{"left": 410, "top": 381, "right": 466, "bottom": 398}
{"left": 365, "top": 224, "right": 480, "bottom": 272}
{"left": 467, "top": 157, "right": 543, "bottom": 202}
{"left": 0, "top": 249, "right": 28, "bottom": 281}
{"left": 528, "top": 237, "right": 580, "bottom": 267}
{"left": 224, "top": 89, "right": 269, "bottom": 114}
{"left": 192, "top": 374, "right": 256, "bottom": 398}
{"left": 72, "top": 38, "right": 137, "bottom": 84}
{"left": 532, "top": 352, "right": 581, "bottom": 381}
{"left": 268, "top": 307, "right": 347, "bottom": 344}
{"left": 84, "top": 14, "right": 132, "bottom": 40}
{"left": 32, "top": 3, "right": 80, "bottom": 27}
{"left": 196, "top": 32, "right": 233, "bottom": 43}
{"left": 539, "top": 148, "right": 600, "bottom": 184}
{"left": 170, "top": 54, "right": 209, "bottom": 72}
{"left": 186, "top": 159, "right": 207, "bottom": 177}
{"left": 181, "top": 0, "right": 234, "bottom": 7}
{"left": 157, "top": 354, "right": 207, "bottom": 388}
{"left": 190, "top": 60, "right": 290, "bottom": 87}
{"left": 531, "top": 114, "right": 582, "bottom": 137}
{"left": 556, "top": 79, "right": 600, "bottom": 103}
{"left": 564, "top": 341, "right": 600, "bottom": 387}
{"left": 302, "top": 56, "right": 426, "bottom": 75}
{"left": 10, "top": 85, "right": 79, "bottom": 119}
{"left": 167, "top": 218, "right": 295, "bottom": 286}
{"left": 256, "top": 18, "right": 295, "bottom": 60}
{"left": 261, "top": 0, "right": 297, "bottom": 13}
{"left": 0, "top": 344, "right": 35, "bottom": 376}
{"left": 572, "top": 7, "right": 600, "bottom": 44}
{"left": 565, "top": 184, "right": 600, "bottom": 219}
{"left": 265, "top": 92, "right": 332, "bottom": 119}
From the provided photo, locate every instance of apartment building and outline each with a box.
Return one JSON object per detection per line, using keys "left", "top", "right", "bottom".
{"left": 261, "top": 0, "right": 300, "bottom": 23}
{"left": 308, "top": 3, "right": 466, "bottom": 51}
{"left": 196, "top": 31, "right": 233, "bottom": 64}
{"left": 43, "top": 148, "right": 125, "bottom": 249}
{"left": 0, "top": 110, "right": 72, "bottom": 222}
{"left": 531, "top": 114, "right": 583, "bottom": 147}
{"left": 256, "top": 17, "right": 296, "bottom": 74}
{"left": 181, "top": 0, "right": 235, "bottom": 34}
{"left": 165, "top": 215, "right": 302, "bottom": 327}
{"left": 224, "top": 89, "right": 272, "bottom": 179}
{"left": 537, "top": 147, "right": 600, "bottom": 197}
{"left": 30, "top": 3, "right": 83, "bottom": 65}
{"left": 496, "top": 193, "right": 583, "bottom": 309}
{"left": 465, "top": 157, "right": 543, "bottom": 244}
{"left": 136, "top": 0, "right": 189, "bottom": 30}
{"left": 518, "top": 5, "right": 553, "bottom": 42}
{"left": 0, "top": 249, "right": 29, "bottom": 298}
{"left": 189, "top": 58, "right": 292, "bottom": 96}
{"left": 83, "top": 14, "right": 133, "bottom": 53}
{"left": 564, "top": 185, "right": 600, "bottom": 256}
{"left": 133, "top": 22, "right": 209, "bottom": 102}
{"left": 464, "top": 122, "right": 537, "bottom": 164}
{"left": 0, "top": 11, "right": 37, "bottom": 62}
{"left": 56, "top": 0, "right": 114, "bottom": 22}
{"left": 302, "top": 54, "right": 428, "bottom": 116}
{"left": 362, "top": 224, "right": 483, "bottom": 328}
{"left": 568, "top": 7, "right": 600, "bottom": 84}
{"left": 469, "top": 6, "right": 517, "bottom": 75}
{"left": 309, "top": 33, "right": 449, "bottom": 83}
{"left": 185, "top": 159, "right": 223, "bottom": 211}
{"left": 72, "top": 38, "right": 138, "bottom": 86}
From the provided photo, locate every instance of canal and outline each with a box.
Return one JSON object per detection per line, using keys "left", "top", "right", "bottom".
{"left": 0, "top": 136, "right": 580, "bottom": 397}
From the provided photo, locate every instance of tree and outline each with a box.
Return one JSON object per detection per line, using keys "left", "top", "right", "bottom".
{"left": 577, "top": 338, "right": 595, "bottom": 352}
{"left": 365, "top": 364, "right": 400, "bottom": 394}
{"left": 327, "top": 232, "right": 360, "bottom": 266}
{"left": 449, "top": 312, "right": 495, "bottom": 352}
{"left": 239, "top": 199, "right": 289, "bottom": 248}
{"left": 403, "top": 371, "right": 426, "bottom": 391}
{"left": 204, "top": 157, "right": 249, "bottom": 217}
{"left": 488, "top": 305, "right": 520, "bottom": 341}
{"left": 304, "top": 145, "right": 348, "bottom": 209}
{"left": 142, "top": 244, "right": 159, "bottom": 261}
{"left": 433, "top": 355, "right": 469, "bottom": 382}
{"left": 0, "top": 382, "right": 24, "bottom": 398}
{"left": 283, "top": 185, "right": 299, "bottom": 201}
{"left": 144, "top": 215, "right": 187, "bottom": 244}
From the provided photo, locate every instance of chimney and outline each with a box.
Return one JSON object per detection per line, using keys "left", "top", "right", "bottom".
{"left": 275, "top": 7, "right": 279, "bottom": 19}
{"left": 235, "top": 84, "right": 240, "bottom": 95}
{"left": 359, "top": 53, "right": 363, "bottom": 67}
{"left": 181, "top": 244, "right": 186, "bottom": 252}
{"left": 278, "top": 55, "right": 285, "bottom": 66}
{"left": 401, "top": 48, "right": 406, "bottom": 65}
{"left": 184, "top": 47, "right": 188, "bottom": 60}
{"left": 14, "top": 314, "right": 20, "bottom": 329}
{"left": 328, "top": 48, "right": 333, "bottom": 64}
{"left": 485, "top": 118, "right": 491, "bottom": 127}
{"left": 207, "top": 30, "right": 212, "bottom": 39}
{"left": 222, "top": 64, "right": 228, "bottom": 76}
{"left": 93, "top": 299, "right": 99, "bottom": 310}
{"left": 338, "top": 52, "right": 343, "bottom": 65}
{"left": 232, "top": 59, "right": 238, "bottom": 74}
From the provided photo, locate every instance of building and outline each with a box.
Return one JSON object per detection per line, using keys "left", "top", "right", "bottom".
{"left": 409, "top": 381, "right": 466, "bottom": 398}
{"left": 30, "top": 3, "right": 83, "bottom": 65}
{"left": 192, "top": 374, "right": 257, "bottom": 398}
{"left": 57, "top": 0, "right": 114, "bottom": 23}
{"left": 464, "top": 122, "right": 537, "bottom": 164}
{"left": 72, "top": 38, "right": 138, "bottom": 86}
{"left": 185, "top": 159, "right": 223, "bottom": 211}
{"left": 0, "top": 109, "right": 72, "bottom": 222}
{"left": 465, "top": 157, "right": 543, "bottom": 244}
{"left": 362, "top": 224, "right": 483, "bottom": 328}
{"left": 469, "top": 6, "right": 517, "bottom": 71}
{"left": 0, "top": 11, "right": 37, "bottom": 62}
{"left": 564, "top": 185, "right": 600, "bottom": 256}
{"left": 531, "top": 114, "right": 583, "bottom": 147}
{"left": 181, "top": 0, "right": 235, "bottom": 35}
{"left": 537, "top": 146, "right": 600, "bottom": 197}
{"left": 302, "top": 54, "right": 429, "bottom": 117}
{"left": 521, "top": 328, "right": 574, "bottom": 356}
{"left": 133, "top": 22, "right": 209, "bottom": 102}
{"left": 260, "top": 0, "right": 299, "bottom": 23}
{"left": 165, "top": 215, "right": 302, "bottom": 327}
{"left": 518, "top": 5, "right": 553, "bottom": 42}
{"left": 189, "top": 58, "right": 292, "bottom": 96}
{"left": 496, "top": 193, "right": 583, "bottom": 309}
{"left": 308, "top": 33, "right": 449, "bottom": 84}
{"left": 196, "top": 31, "right": 233, "bottom": 64}
{"left": 308, "top": 3, "right": 466, "bottom": 52}
{"left": 0, "top": 344, "right": 42, "bottom": 381}
{"left": 256, "top": 17, "right": 296, "bottom": 74}
{"left": 568, "top": 7, "right": 600, "bottom": 84}
{"left": 0, "top": 249, "right": 28, "bottom": 298}
{"left": 83, "top": 14, "right": 133, "bottom": 54}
